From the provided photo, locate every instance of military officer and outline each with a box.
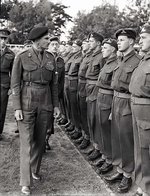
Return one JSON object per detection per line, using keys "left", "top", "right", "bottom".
{"left": 45, "top": 36, "right": 65, "bottom": 151}
{"left": 104, "top": 28, "right": 141, "bottom": 193}
{"left": 85, "top": 32, "right": 104, "bottom": 161}
{"left": 129, "top": 23, "right": 150, "bottom": 196}
{"left": 95, "top": 38, "right": 118, "bottom": 174}
{"left": 11, "top": 26, "right": 60, "bottom": 195}
{"left": 0, "top": 28, "right": 15, "bottom": 140}
{"left": 68, "top": 39, "right": 83, "bottom": 140}
{"left": 78, "top": 38, "right": 93, "bottom": 149}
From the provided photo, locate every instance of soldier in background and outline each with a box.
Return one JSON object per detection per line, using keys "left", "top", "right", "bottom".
{"left": 85, "top": 32, "right": 104, "bottom": 161}
{"left": 11, "top": 26, "right": 60, "bottom": 195}
{"left": 0, "top": 28, "right": 15, "bottom": 140}
{"left": 46, "top": 36, "right": 65, "bottom": 151}
{"left": 129, "top": 23, "right": 150, "bottom": 196}
{"left": 105, "top": 28, "right": 141, "bottom": 193}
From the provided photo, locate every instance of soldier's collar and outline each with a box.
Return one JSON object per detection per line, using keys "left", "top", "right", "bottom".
{"left": 122, "top": 49, "right": 135, "bottom": 62}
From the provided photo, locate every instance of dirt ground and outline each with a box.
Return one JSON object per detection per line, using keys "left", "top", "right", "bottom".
{"left": 0, "top": 96, "right": 137, "bottom": 196}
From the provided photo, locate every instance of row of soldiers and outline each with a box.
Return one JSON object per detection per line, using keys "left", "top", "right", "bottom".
{"left": 0, "top": 24, "right": 150, "bottom": 196}
{"left": 55, "top": 26, "right": 150, "bottom": 196}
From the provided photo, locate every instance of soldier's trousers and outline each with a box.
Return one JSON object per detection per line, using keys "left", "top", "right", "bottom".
{"left": 79, "top": 96, "right": 90, "bottom": 138}
{"left": 131, "top": 99, "right": 150, "bottom": 194}
{"left": 18, "top": 85, "right": 53, "bottom": 186}
{"left": 111, "top": 95, "right": 134, "bottom": 175}
{"left": 97, "top": 91, "right": 113, "bottom": 162}
{"left": 0, "top": 85, "right": 9, "bottom": 134}
{"left": 64, "top": 76, "right": 72, "bottom": 121}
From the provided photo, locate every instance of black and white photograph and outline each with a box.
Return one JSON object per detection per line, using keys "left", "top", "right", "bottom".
{"left": 0, "top": 0, "right": 150, "bottom": 195}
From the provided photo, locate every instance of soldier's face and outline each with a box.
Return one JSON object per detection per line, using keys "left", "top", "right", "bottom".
{"left": 102, "top": 43, "right": 115, "bottom": 58}
{"left": 48, "top": 41, "right": 59, "bottom": 54}
{"left": 139, "top": 33, "right": 150, "bottom": 52}
{"left": 117, "top": 35, "right": 130, "bottom": 52}
{"left": 0, "top": 37, "right": 7, "bottom": 49}
{"left": 89, "top": 37, "right": 97, "bottom": 50}
{"left": 38, "top": 34, "right": 50, "bottom": 50}
{"left": 65, "top": 44, "right": 72, "bottom": 54}
{"left": 72, "top": 43, "right": 81, "bottom": 53}
{"left": 82, "top": 41, "right": 90, "bottom": 52}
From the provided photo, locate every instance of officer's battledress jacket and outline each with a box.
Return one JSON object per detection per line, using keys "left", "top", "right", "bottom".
{"left": 11, "top": 47, "right": 59, "bottom": 110}
{"left": 111, "top": 50, "right": 141, "bottom": 94}
{"left": 0, "top": 46, "right": 15, "bottom": 87}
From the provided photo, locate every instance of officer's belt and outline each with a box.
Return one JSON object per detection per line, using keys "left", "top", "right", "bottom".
{"left": 131, "top": 96, "right": 150, "bottom": 105}
{"left": 114, "top": 91, "right": 131, "bottom": 99}
{"left": 78, "top": 79, "right": 86, "bottom": 84}
{"left": 87, "top": 80, "right": 97, "bottom": 85}
{"left": 68, "top": 76, "right": 78, "bottom": 80}
{"left": 98, "top": 88, "right": 113, "bottom": 95}
{"left": 23, "top": 81, "right": 49, "bottom": 87}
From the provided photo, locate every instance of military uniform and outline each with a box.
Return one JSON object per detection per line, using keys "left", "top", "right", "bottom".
{"left": 111, "top": 49, "right": 141, "bottom": 176}
{"left": 68, "top": 50, "right": 82, "bottom": 132}
{"left": 129, "top": 52, "right": 150, "bottom": 194}
{"left": 85, "top": 49, "right": 104, "bottom": 147}
{"left": 78, "top": 50, "right": 92, "bottom": 140}
{"left": 96, "top": 55, "right": 117, "bottom": 163}
{"left": 11, "top": 41, "right": 58, "bottom": 187}
{"left": 0, "top": 46, "right": 15, "bottom": 135}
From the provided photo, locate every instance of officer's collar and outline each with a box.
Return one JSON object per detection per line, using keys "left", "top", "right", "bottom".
{"left": 121, "top": 49, "right": 135, "bottom": 62}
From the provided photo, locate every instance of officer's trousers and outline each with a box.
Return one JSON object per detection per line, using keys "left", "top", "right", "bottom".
{"left": 0, "top": 85, "right": 9, "bottom": 134}
{"left": 131, "top": 102, "right": 150, "bottom": 194}
{"left": 64, "top": 76, "right": 72, "bottom": 121}
{"left": 97, "top": 92, "right": 113, "bottom": 162}
{"left": 111, "top": 95, "right": 134, "bottom": 175}
{"left": 79, "top": 96, "right": 90, "bottom": 138}
{"left": 18, "top": 85, "right": 53, "bottom": 186}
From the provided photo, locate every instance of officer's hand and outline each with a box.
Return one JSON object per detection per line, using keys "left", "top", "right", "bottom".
{"left": 53, "top": 107, "right": 60, "bottom": 119}
{"left": 15, "top": 110, "right": 23, "bottom": 121}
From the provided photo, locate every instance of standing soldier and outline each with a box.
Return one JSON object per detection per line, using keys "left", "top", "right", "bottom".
{"left": 129, "top": 23, "right": 150, "bottom": 196}
{"left": 78, "top": 38, "right": 93, "bottom": 149}
{"left": 85, "top": 32, "right": 104, "bottom": 161}
{"left": 11, "top": 26, "right": 60, "bottom": 195}
{"left": 0, "top": 28, "right": 15, "bottom": 140}
{"left": 95, "top": 39, "right": 118, "bottom": 174}
{"left": 45, "top": 36, "right": 65, "bottom": 151}
{"left": 104, "top": 29, "right": 141, "bottom": 193}
{"left": 68, "top": 39, "right": 83, "bottom": 140}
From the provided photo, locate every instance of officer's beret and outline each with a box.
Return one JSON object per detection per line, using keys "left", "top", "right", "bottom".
{"left": 140, "top": 23, "right": 150, "bottom": 34}
{"left": 50, "top": 36, "right": 59, "bottom": 42}
{"left": 28, "top": 26, "right": 49, "bottom": 41}
{"left": 74, "top": 39, "right": 82, "bottom": 47}
{"left": 115, "top": 28, "right": 137, "bottom": 40}
{"left": 102, "top": 38, "right": 118, "bottom": 50}
{"left": 88, "top": 32, "right": 104, "bottom": 43}
{"left": 0, "top": 28, "right": 10, "bottom": 38}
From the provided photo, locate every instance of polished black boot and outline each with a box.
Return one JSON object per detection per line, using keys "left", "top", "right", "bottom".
{"left": 79, "top": 138, "right": 90, "bottom": 149}
{"left": 96, "top": 162, "right": 113, "bottom": 175}
{"left": 117, "top": 176, "right": 132, "bottom": 193}
{"left": 88, "top": 149, "right": 101, "bottom": 161}
{"left": 104, "top": 172, "right": 123, "bottom": 184}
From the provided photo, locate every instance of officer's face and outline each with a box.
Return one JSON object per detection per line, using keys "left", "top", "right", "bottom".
{"left": 48, "top": 41, "right": 59, "bottom": 54}
{"left": 82, "top": 41, "right": 90, "bottom": 52}
{"left": 72, "top": 43, "right": 81, "bottom": 53}
{"left": 102, "top": 43, "right": 115, "bottom": 58}
{"left": 89, "top": 37, "right": 98, "bottom": 50}
{"left": 139, "top": 33, "right": 150, "bottom": 52}
{"left": 65, "top": 44, "right": 72, "bottom": 54}
{"left": 0, "top": 37, "right": 7, "bottom": 49}
{"left": 117, "top": 35, "right": 130, "bottom": 52}
{"left": 38, "top": 34, "right": 50, "bottom": 50}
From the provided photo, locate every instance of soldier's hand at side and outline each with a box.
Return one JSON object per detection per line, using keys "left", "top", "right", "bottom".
{"left": 15, "top": 110, "right": 23, "bottom": 121}
{"left": 53, "top": 107, "right": 60, "bottom": 119}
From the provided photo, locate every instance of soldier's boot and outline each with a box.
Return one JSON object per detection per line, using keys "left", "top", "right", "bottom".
{"left": 79, "top": 138, "right": 90, "bottom": 149}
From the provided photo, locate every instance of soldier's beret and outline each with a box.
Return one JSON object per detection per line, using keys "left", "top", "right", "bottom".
{"left": 50, "top": 36, "right": 59, "bottom": 42}
{"left": 102, "top": 38, "right": 118, "bottom": 50}
{"left": 115, "top": 28, "right": 137, "bottom": 40}
{"left": 140, "top": 23, "right": 150, "bottom": 34}
{"left": 74, "top": 39, "right": 82, "bottom": 47}
{"left": 0, "top": 28, "right": 10, "bottom": 38}
{"left": 28, "top": 26, "right": 49, "bottom": 41}
{"left": 88, "top": 32, "right": 104, "bottom": 43}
